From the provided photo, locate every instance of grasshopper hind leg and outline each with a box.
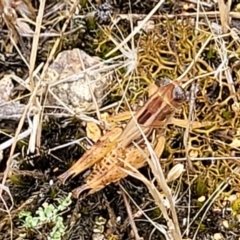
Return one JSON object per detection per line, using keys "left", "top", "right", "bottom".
{"left": 72, "top": 184, "right": 91, "bottom": 199}
{"left": 58, "top": 170, "right": 75, "bottom": 184}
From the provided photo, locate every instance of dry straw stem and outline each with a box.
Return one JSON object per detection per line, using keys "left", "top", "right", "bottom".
{"left": 143, "top": 142, "right": 182, "bottom": 240}
{"left": 27, "top": 0, "right": 46, "bottom": 153}
{"left": 117, "top": 11, "right": 240, "bottom": 21}
{"left": 121, "top": 153, "right": 182, "bottom": 240}
{"left": 106, "top": 0, "right": 165, "bottom": 57}
{"left": 77, "top": 50, "right": 101, "bottom": 121}
{"left": 120, "top": 184, "right": 142, "bottom": 240}
{"left": 40, "top": 0, "right": 79, "bottom": 80}
{"left": 184, "top": 180, "right": 229, "bottom": 239}
{"left": 0, "top": 0, "right": 46, "bottom": 197}
{"left": 120, "top": 185, "right": 172, "bottom": 239}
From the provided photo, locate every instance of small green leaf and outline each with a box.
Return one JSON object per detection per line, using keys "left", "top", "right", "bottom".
{"left": 24, "top": 216, "right": 39, "bottom": 228}
{"left": 44, "top": 204, "right": 56, "bottom": 219}
{"left": 36, "top": 208, "right": 46, "bottom": 221}
{"left": 31, "top": 217, "right": 40, "bottom": 228}
{"left": 19, "top": 211, "right": 32, "bottom": 219}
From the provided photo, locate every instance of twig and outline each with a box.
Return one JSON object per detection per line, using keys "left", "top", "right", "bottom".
{"left": 40, "top": 0, "right": 80, "bottom": 80}
{"left": 119, "top": 183, "right": 143, "bottom": 240}
{"left": 106, "top": 0, "right": 165, "bottom": 57}
{"left": 183, "top": 82, "right": 197, "bottom": 171}
{"left": 77, "top": 50, "right": 102, "bottom": 122}
{"left": 0, "top": 0, "right": 46, "bottom": 197}
{"left": 36, "top": 0, "right": 80, "bottom": 150}
{"left": 116, "top": 11, "right": 240, "bottom": 20}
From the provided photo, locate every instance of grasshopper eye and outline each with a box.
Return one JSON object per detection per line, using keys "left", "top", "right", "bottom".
{"left": 173, "top": 86, "right": 186, "bottom": 102}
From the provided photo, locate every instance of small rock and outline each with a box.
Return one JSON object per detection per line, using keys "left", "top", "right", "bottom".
{"left": 44, "top": 48, "right": 114, "bottom": 113}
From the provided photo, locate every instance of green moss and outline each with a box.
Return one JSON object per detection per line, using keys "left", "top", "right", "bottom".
{"left": 222, "top": 111, "right": 233, "bottom": 120}
{"left": 194, "top": 178, "right": 208, "bottom": 197}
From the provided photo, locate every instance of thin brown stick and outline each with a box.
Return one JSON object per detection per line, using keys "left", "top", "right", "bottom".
{"left": 0, "top": 0, "right": 46, "bottom": 196}
{"left": 117, "top": 11, "right": 240, "bottom": 20}
{"left": 77, "top": 50, "right": 102, "bottom": 121}
{"left": 106, "top": 0, "right": 165, "bottom": 57}
{"left": 183, "top": 82, "right": 197, "bottom": 171}
{"left": 119, "top": 183, "right": 143, "bottom": 240}
{"left": 36, "top": 0, "right": 80, "bottom": 149}
{"left": 40, "top": 1, "right": 80, "bottom": 80}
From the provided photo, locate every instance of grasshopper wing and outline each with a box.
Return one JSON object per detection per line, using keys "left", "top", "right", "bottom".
{"left": 58, "top": 127, "right": 123, "bottom": 184}
{"left": 72, "top": 145, "right": 148, "bottom": 198}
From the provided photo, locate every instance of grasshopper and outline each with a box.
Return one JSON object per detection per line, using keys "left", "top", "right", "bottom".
{"left": 58, "top": 82, "right": 186, "bottom": 198}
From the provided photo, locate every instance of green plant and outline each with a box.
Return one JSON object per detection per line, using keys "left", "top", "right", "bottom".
{"left": 18, "top": 193, "right": 72, "bottom": 240}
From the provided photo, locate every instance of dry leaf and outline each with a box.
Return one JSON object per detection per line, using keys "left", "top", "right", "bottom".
{"left": 154, "top": 136, "right": 166, "bottom": 158}
{"left": 166, "top": 163, "right": 184, "bottom": 183}
{"left": 86, "top": 122, "right": 101, "bottom": 142}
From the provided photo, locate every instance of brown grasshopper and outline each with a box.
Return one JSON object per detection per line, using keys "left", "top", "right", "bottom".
{"left": 58, "top": 82, "right": 186, "bottom": 198}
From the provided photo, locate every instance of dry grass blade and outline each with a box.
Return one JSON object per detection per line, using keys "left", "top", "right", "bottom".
{"left": 106, "top": 0, "right": 165, "bottom": 57}
{"left": 117, "top": 11, "right": 240, "bottom": 20}
{"left": 120, "top": 157, "right": 181, "bottom": 240}
{"left": 40, "top": 0, "right": 80, "bottom": 80}
{"left": 119, "top": 183, "right": 143, "bottom": 240}
{"left": 0, "top": 0, "right": 46, "bottom": 197}
{"left": 143, "top": 142, "right": 182, "bottom": 240}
